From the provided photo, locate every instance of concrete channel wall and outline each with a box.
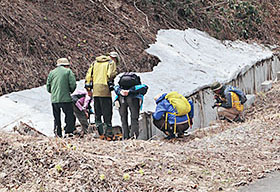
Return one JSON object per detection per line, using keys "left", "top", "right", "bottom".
{"left": 138, "top": 53, "right": 280, "bottom": 140}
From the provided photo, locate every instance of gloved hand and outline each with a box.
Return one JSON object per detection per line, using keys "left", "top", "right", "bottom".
{"left": 85, "top": 82, "right": 93, "bottom": 91}
{"left": 107, "top": 81, "right": 115, "bottom": 91}
{"left": 212, "top": 103, "right": 221, "bottom": 109}
{"left": 214, "top": 95, "right": 222, "bottom": 103}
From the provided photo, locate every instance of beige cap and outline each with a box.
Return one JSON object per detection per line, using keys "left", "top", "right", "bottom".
{"left": 211, "top": 82, "right": 223, "bottom": 91}
{"left": 56, "top": 58, "right": 70, "bottom": 66}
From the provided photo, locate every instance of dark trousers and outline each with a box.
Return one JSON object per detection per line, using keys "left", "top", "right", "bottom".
{"left": 94, "top": 97, "right": 113, "bottom": 125}
{"left": 52, "top": 102, "right": 75, "bottom": 137}
{"left": 94, "top": 97, "right": 113, "bottom": 137}
{"left": 73, "top": 104, "right": 89, "bottom": 133}
{"left": 153, "top": 116, "right": 189, "bottom": 137}
{"left": 119, "top": 96, "right": 140, "bottom": 139}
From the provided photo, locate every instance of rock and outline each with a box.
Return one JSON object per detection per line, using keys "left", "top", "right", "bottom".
{"left": 0, "top": 172, "right": 7, "bottom": 179}
{"left": 244, "top": 94, "right": 256, "bottom": 109}
{"left": 261, "top": 80, "right": 273, "bottom": 92}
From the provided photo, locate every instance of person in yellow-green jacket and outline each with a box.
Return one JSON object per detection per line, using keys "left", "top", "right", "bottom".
{"left": 85, "top": 52, "right": 118, "bottom": 140}
{"left": 211, "top": 82, "right": 247, "bottom": 122}
{"left": 46, "top": 58, "right": 77, "bottom": 138}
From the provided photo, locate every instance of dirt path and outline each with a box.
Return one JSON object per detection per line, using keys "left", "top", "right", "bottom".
{"left": 239, "top": 171, "right": 280, "bottom": 192}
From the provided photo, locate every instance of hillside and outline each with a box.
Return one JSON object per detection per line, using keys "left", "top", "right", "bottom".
{"left": 1, "top": 81, "right": 280, "bottom": 191}
{"left": 0, "top": 0, "right": 280, "bottom": 95}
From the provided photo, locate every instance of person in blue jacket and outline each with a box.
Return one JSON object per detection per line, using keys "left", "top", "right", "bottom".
{"left": 152, "top": 93, "right": 194, "bottom": 139}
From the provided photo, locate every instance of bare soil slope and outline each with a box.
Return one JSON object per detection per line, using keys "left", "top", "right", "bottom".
{"left": 1, "top": 81, "right": 280, "bottom": 191}
{"left": 0, "top": 0, "right": 279, "bottom": 95}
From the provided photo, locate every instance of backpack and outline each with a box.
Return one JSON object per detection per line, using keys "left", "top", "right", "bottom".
{"left": 165, "top": 91, "right": 191, "bottom": 116}
{"left": 118, "top": 72, "right": 141, "bottom": 89}
{"left": 228, "top": 86, "right": 247, "bottom": 104}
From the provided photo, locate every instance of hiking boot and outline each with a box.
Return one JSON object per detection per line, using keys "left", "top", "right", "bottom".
{"left": 106, "top": 136, "right": 113, "bottom": 141}
{"left": 164, "top": 134, "right": 175, "bottom": 140}
{"left": 99, "top": 135, "right": 105, "bottom": 140}
{"left": 73, "top": 130, "right": 80, "bottom": 135}
{"left": 233, "top": 116, "right": 245, "bottom": 123}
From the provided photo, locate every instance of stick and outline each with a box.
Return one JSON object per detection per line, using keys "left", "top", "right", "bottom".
{"left": 114, "top": 46, "right": 128, "bottom": 70}
{"left": 199, "top": 1, "right": 228, "bottom": 11}
{"left": 103, "top": 3, "right": 147, "bottom": 45}
{"left": 134, "top": 1, "right": 149, "bottom": 27}
{"left": 133, "top": 29, "right": 147, "bottom": 45}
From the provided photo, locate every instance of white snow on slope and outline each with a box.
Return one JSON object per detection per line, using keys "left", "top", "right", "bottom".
{"left": 140, "top": 29, "right": 272, "bottom": 112}
{"left": 0, "top": 29, "right": 273, "bottom": 136}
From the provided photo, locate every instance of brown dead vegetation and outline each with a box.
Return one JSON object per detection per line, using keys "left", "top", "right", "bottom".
{"left": 0, "top": 0, "right": 280, "bottom": 95}
{"left": 1, "top": 81, "right": 280, "bottom": 191}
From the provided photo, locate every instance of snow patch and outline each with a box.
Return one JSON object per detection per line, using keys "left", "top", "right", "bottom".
{"left": 0, "top": 29, "right": 273, "bottom": 136}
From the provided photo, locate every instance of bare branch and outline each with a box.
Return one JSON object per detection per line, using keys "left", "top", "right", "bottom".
{"left": 134, "top": 1, "right": 150, "bottom": 27}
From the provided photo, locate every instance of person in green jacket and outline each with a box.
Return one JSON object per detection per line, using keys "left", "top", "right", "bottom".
{"left": 46, "top": 58, "right": 77, "bottom": 138}
{"left": 85, "top": 52, "right": 118, "bottom": 140}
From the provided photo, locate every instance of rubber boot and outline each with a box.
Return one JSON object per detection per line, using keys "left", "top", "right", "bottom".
{"left": 96, "top": 121, "right": 104, "bottom": 139}
{"left": 104, "top": 123, "right": 114, "bottom": 141}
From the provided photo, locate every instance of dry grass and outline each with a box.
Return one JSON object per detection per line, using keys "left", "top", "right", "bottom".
{"left": 1, "top": 0, "right": 279, "bottom": 95}
{"left": 1, "top": 83, "right": 280, "bottom": 191}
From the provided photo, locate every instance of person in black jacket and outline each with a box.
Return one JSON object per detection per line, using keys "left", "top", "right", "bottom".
{"left": 114, "top": 73, "right": 148, "bottom": 139}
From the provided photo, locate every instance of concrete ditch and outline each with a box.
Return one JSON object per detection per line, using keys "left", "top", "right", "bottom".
{"left": 139, "top": 53, "right": 280, "bottom": 140}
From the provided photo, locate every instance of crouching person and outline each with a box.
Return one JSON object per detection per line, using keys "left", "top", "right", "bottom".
{"left": 211, "top": 82, "right": 246, "bottom": 122}
{"left": 71, "top": 89, "right": 93, "bottom": 137}
{"left": 114, "top": 72, "right": 148, "bottom": 140}
{"left": 152, "top": 92, "right": 194, "bottom": 139}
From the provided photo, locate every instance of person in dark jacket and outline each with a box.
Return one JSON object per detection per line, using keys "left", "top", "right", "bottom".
{"left": 114, "top": 73, "right": 148, "bottom": 140}
{"left": 46, "top": 58, "right": 77, "bottom": 138}
{"left": 152, "top": 93, "right": 194, "bottom": 139}
{"left": 211, "top": 82, "right": 244, "bottom": 122}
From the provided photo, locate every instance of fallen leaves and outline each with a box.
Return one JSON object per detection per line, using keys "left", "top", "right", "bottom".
{"left": 1, "top": 82, "right": 280, "bottom": 191}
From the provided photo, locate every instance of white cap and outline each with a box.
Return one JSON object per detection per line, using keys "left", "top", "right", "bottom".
{"left": 109, "top": 51, "right": 119, "bottom": 58}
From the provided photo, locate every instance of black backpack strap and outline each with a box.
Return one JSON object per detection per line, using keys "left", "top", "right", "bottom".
{"left": 72, "top": 93, "right": 86, "bottom": 103}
